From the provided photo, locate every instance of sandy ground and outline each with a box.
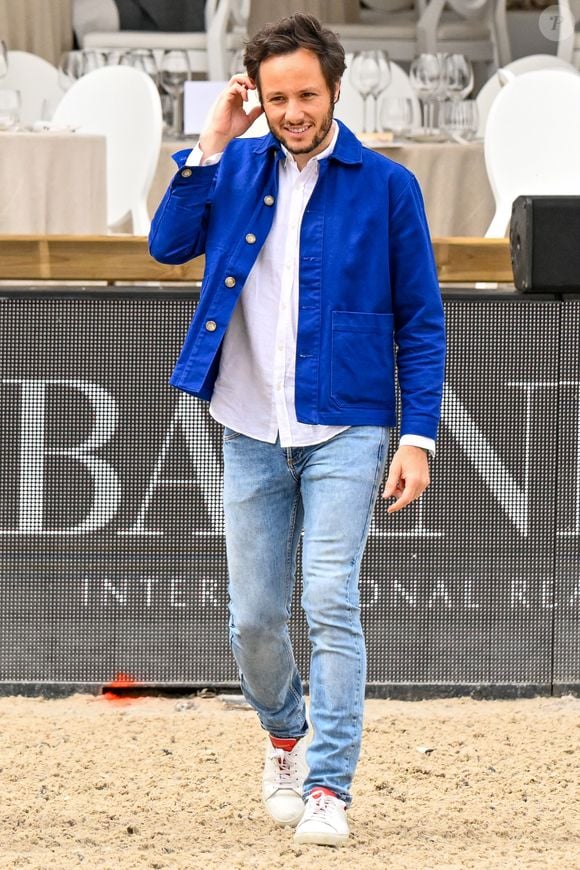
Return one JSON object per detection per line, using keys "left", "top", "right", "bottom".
{"left": 0, "top": 692, "right": 578, "bottom": 870}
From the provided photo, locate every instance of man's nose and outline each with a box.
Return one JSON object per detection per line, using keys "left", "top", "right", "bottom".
{"left": 285, "top": 99, "right": 304, "bottom": 121}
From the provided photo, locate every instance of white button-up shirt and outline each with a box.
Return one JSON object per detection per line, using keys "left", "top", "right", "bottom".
{"left": 186, "top": 124, "right": 435, "bottom": 453}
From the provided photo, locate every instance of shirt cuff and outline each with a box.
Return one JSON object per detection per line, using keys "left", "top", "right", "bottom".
{"left": 185, "top": 143, "right": 223, "bottom": 167}
{"left": 399, "top": 434, "right": 436, "bottom": 457}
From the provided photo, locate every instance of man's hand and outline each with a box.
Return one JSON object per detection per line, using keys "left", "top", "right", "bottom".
{"left": 382, "top": 445, "right": 430, "bottom": 514}
{"left": 199, "top": 74, "right": 264, "bottom": 159}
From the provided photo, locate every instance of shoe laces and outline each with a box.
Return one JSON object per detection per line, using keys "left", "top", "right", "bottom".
{"left": 269, "top": 746, "right": 301, "bottom": 789}
{"left": 306, "top": 789, "right": 335, "bottom": 817}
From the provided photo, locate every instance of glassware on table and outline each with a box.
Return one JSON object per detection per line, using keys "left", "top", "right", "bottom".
{"left": 0, "top": 89, "right": 21, "bottom": 130}
{"left": 380, "top": 96, "right": 413, "bottom": 139}
{"left": 442, "top": 53, "right": 474, "bottom": 102}
{"left": 105, "top": 48, "right": 128, "bottom": 65}
{"left": 0, "top": 40, "right": 8, "bottom": 78}
{"left": 349, "top": 50, "right": 381, "bottom": 134}
{"left": 121, "top": 48, "right": 159, "bottom": 85}
{"left": 82, "top": 49, "right": 107, "bottom": 75}
{"left": 159, "top": 49, "right": 191, "bottom": 137}
{"left": 409, "top": 53, "right": 441, "bottom": 136}
{"left": 439, "top": 99, "right": 479, "bottom": 142}
{"left": 58, "top": 50, "right": 84, "bottom": 90}
{"left": 369, "top": 50, "right": 391, "bottom": 134}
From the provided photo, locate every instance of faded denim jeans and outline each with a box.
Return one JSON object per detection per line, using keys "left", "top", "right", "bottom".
{"left": 222, "top": 425, "right": 389, "bottom": 805}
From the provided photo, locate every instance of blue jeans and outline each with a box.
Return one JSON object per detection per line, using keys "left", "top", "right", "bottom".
{"left": 222, "top": 425, "right": 389, "bottom": 805}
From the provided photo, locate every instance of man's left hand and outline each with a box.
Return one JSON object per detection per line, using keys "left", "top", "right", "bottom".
{"left": 382, "top": 445, "right": 430, "bottom": 514}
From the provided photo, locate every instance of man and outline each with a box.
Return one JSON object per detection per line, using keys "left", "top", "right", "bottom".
{"left": 149, "top": 13, "right": 445, "bottom": 848}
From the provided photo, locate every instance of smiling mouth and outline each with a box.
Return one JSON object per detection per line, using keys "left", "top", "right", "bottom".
{"left": 284, "top": 125, "right": 310, "bottom": 135}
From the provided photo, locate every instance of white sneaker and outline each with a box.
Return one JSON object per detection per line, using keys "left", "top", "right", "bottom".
{"left": 262, "top": 735, "right": 309, "bottom": 827}
{"left": 294, "top": 788, "right": 350, "bottom": 847}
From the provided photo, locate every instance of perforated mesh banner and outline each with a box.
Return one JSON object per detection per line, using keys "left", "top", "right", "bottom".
{"left": 0, "top": 292, "right": 578, "bottom": 694}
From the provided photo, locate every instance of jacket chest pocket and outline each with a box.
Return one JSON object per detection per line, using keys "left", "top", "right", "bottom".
{"left": 330, "top": 311, "right": 395, "bottom": 410}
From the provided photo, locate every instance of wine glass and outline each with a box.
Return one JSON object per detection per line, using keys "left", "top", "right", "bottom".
{"left": 0, "top": 89, "right": 21, "bottom": 130}
{"left": 0, "top": 40, "right": 8, "bottom": 79}
{"left": 439, "top": 99, "right": 479, "bottom": 142}
{"left": 409, "top": 53, "right": 441, "bottom": 136}
{"left": 349, "top": 51, "right": 381, "bottom": 134}
{"left": 369, "top": 50, "right": 391, "bottom": 134}
{"left": 82, "top": 49, "right": 107, "bottom": 75}
{"left": 442, "top": 53, "right": 474, "bottom": 102}
{"left": 159, "top": 50, "right": 191, "bottom": 138}
{"left": 58, "top": 50, "right": 84, "bottom": 90}
{"left": 122, "top": 48, "right": 159, "bottom": 85}
{"left": 380, "top": 97, "right": 413, "bottom": 140}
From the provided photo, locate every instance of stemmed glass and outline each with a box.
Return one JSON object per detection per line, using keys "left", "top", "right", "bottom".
{"left": 442, "top": 53, "right": 474, "bottom": 102}
{"left": 350, "top": 51, "right": 380, "bottom": 134}
{"left": 409, "top": 53, "right": 441, "bottom": 136}
{"left": 58, "top": 50, "right": 84, "bottom": 90}
{"left": 0, "top": 40, "right": 8, "bottom": 78}
{"left": 159, "top": 49, "right": 191, "bottom": 138}
{"left": 0, "top": 89, "right": 20, "bottom": 130}
{"left": 369, "top": 50, "right": 391, "bottom": 134}
{"left": 82, "top": 49, "right": 107, "bottom": 75}
{"left": 122, "top": 48, "right": 159, "bottom": 85}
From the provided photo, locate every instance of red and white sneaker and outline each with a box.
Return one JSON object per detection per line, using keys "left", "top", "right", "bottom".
{"left": 294, "top": 787, "right": 349, "bottom": 846}
{"left": 262, "top": 735, "right": 308, "bottom": 827}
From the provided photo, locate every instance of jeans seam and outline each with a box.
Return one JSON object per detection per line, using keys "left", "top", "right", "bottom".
{"left": 285, "top": 487, "right": 303, "bottom": 708}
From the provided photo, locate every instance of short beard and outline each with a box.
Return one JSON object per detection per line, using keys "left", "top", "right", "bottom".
{"left": 268, "top": 104, "right": 335, "bottom": 158}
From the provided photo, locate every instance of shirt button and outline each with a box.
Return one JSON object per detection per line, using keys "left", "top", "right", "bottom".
{"left": 205, "top": 320, "right": 217, "bottom": 332}
{"left": 263, "top": 195, "right": 275, "bottom": 206}
{"left": 224, "top": 276, "right": 236, "bottom": 288}
{"left": 245, "top": 233, "right": 257, "bottom": 244}
{"left": 180, "top": 167, "right": 193, "bottom": 178}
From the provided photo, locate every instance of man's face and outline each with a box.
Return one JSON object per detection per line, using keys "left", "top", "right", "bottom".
{"left": 258, "top": 48, "right": 339, "bottom": 169}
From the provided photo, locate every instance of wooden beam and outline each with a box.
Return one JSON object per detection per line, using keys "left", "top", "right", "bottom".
{"left": 0, "top": 235, "right": 513, "bottom": 283}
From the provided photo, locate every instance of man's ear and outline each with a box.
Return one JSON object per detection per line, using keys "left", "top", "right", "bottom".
{"left": 334, "top": 83, "right": 341, "bottom": 104}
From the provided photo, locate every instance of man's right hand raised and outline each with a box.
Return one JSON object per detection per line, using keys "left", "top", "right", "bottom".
{"left": 198, "top": 75, "right": 264, "bottom": 160}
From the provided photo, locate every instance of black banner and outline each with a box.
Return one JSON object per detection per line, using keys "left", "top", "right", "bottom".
{"left": 0, "top": 292, "right": 578, "bottom": 694}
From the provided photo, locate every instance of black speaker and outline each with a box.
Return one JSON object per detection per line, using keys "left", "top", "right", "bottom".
{"left": 510, "top": 196, "right": 580, "bottom": 292}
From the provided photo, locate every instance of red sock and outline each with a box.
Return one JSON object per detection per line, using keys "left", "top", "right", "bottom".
{"left": 309, "top": 786, "right": 337, "bottom": 799}
{"left": 269, "top": 734, "right": 299, "bottom": 752}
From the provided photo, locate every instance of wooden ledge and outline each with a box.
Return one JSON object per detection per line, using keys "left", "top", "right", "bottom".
{"left": 0, "top": 235, "right": 512, "bottom": 283}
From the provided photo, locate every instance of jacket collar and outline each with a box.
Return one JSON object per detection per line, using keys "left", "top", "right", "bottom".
{"left": 250, "top": 119, "right": 363, "bottom": 166}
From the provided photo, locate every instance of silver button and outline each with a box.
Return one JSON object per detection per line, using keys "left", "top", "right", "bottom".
{"left": 224, "top": 276, "right": 236, "bottom": 288}
{"left": 245, "top": 233, "right": 257, "bottom": 244}
{"left": 180, "top": 167, "right": 193, "bottom": 178}
{"left": 263, "top": 195, "right": 275, "bottom": 206}
{"left": 205, "top": 320, "right": 217, "bottom": 332}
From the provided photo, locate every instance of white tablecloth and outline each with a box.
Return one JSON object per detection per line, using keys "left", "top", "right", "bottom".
{"left": 0, "top": 0, "right": 73, "bottom": 67}
{"left": 0, "top": 131, "right": 107, "bottom": 234}
{"left": 151, "top": 137, "right": 494, "bottom": 238}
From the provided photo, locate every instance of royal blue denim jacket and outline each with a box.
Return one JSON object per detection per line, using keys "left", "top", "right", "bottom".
{"left": 149, "top": 121, "right": 445, "bottom": 441}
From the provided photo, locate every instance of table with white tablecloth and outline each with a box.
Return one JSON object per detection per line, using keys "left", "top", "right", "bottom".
{"left": 151, "top": 137, "right": 494, "bottom": 238}
{"left": 0, "top": 131, "right": 107, "bottom": 234}
{"left": 0, "top": 0, "right": 73, "bottom": 67}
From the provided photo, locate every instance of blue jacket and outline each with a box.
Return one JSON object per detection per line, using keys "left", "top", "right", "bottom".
{"left": 149, "top": 121, "right": 445, "bottom": 440}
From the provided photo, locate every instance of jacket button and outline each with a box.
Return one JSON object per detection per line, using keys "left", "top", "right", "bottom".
{"left": 245, "top": 233, "right": 257, "bottom": 244}
{"left": 180, "top": 167, "right": 193, "bottom": 178}
{"left": 205, "top": 320, "right": 217, "bottom": 331}
{"left": 263, "top": 195, "right": 275, "bottom": 206}
{"left": 224, "top": 276, "right": 236, "bottom": 288}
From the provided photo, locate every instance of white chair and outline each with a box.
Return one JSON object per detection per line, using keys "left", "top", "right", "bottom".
{"left": 335, "top": 55, "right": 421, "bottom": 131}
{"left": 557, "top": 0, "right": 580, "bottom": 67}
{"left": 52, "top": 65, "right": 162, "bottom": 234}
{"left": 476, "top": 53, "right": 578, "bottom": 138}
{"left": 73, "top": 0, "right": 120, "bottom": 45}
{"left": 483, "top": 69, "right": 580, "bottom": 237}
{"left": 332, "top": 0, "right": 510, "bottom": 68}
{"left": 82, "top": 0, "right": 248, "bottom": 80}
{"left": 0, "top": 51, "right": 65, "bottom": 125}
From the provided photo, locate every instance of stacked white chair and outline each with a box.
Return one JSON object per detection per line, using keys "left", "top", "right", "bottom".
{"left": 1, "top": 51, "right": 65, "bottom": 126}
{"left": 52, "top": 65, "right": 162, "bottom": 234}
{"left": 557, "top": 0, "right": 580, "bottom": 68}
{"left": 476, "top": 53, "right": 578, "bottom": 139}
{"left": 483, "top": 69, "right": 580, "bottom": 237}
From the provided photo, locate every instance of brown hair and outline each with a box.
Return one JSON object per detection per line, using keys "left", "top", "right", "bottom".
{"left": 243, "top": 13, "right": 346, "bottom": 96}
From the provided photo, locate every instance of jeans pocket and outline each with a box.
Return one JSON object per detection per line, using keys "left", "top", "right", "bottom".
{"left": 223, "top": 426, "right": 243, "bottom": 442}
